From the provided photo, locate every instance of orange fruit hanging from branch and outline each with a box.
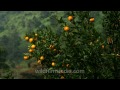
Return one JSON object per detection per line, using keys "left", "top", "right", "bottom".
{"left": 101, "top": 45, "right": 104, "bottom": 49}
{"left": 37, "top": 60, "right": 41, "bottom": 64}
{"left": 35, "top": 33, "right": 38, "bottom": 37}
{"left": 66, "top": 64, "right": 69, "bottom": 67}
{"left": 89, "top": 17, "right": 95, "bottom": 22}
{"left": 29, "top": 49, "right": 34, "bottom": 53}
{"left": 31, "top": 44, "right": 36, "bottom": 49}
{"left": 24, "top": 36, "right": 29, "bottom": 41}
{"left": 64, "top": 26, "right": 70, "bottom": 31}
{"left": 49, "top": 45, "right": 55, "bottom": 50}
{"left": 53, "top": 49, "right": 57, "bottom": 52}
{"left": 24, "top": 56, "right": 29, "bottom": 60}
{"left": 29, "top": 38, "right": 34, "bottom": 43}
{"left": 116, "top": 54, "right": 120, "bottom": 57}
{"left": 52, "top": 62, "right": 56, "bottom": 66}
{"left": 68, "top": 16, "right": 73, "bottom": 21}
{"left": 40, "top": 56, "right": 44, "bottom": 60}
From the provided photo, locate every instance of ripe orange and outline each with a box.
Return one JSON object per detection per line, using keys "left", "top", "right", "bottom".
{"left": 40, "top": 56, "right": 44, "bottom": 60}
{"left": 24, "top": 56, "right": 29, "bottom": 60}
{"left": 29, "top": 38, "right": 34, "bottom": 43}
{"left": 29, "top": 49, "right": 34, "bottom": 53}
{"left": 37, "top": 60, "right": 41, "bottom": 64}
{"left": 116, "top": 54, "right": 120, "bottom": 57}
{"left": 68, "top": 16, "right": 73, "bottom": 21}
{"left": 24, "top": 36, "right": 29, "bottom": 41}
{"left": 101, "top": 45, "right": 104, "bottom": 49}
{"left": 64, "top": 26, "right": 70, "bottom": 31}
{"left": 60, "top": 76, "right": 65, "bottom": 79}
{"left": 53, "top": 49, "right": 57, "bottom": 52}
{"left": 31, "top": 44, "right": 36, "bottom": 49}
{"left": 49, "top": 45, "right": 54, "bottom": 50}
{"left": 52, "top": 62, "right": 55, "bottom": 66}
{"left": 89, "top": 18, "right": 94, "bottom": 22}
{"left": 66, "top": 64, "right": 69, "bottom": 67}
{"left": 35, "top": 33, "right": 38, "bottom": 37}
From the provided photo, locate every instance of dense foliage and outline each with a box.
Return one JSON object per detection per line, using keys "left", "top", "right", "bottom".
{"left": 23, "top": 11, "right": 120, "bottom": 79}
{"left": 1, "top": 11, "right": 120, "bottom": 79}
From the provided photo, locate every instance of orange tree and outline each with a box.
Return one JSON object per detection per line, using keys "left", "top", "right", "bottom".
{"left": 23, "top": 11, "right": 108, "bottom": 79}
{"left": 56, "top": 11, "right": 107, "bottom": 79}
{"left": 23, "top": 27, "right": 62, "bottom": 79}
{"left": 102, "top": 11, "right": 120, "bottom": 79}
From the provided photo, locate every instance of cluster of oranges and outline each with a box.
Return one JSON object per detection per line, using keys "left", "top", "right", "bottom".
{"left": 24, "top": 33, "right": 58, "bottom": 67}
{"left": 24, "top": 33, "right": 45, "bottom": 63}
{"left": 37, "top": 56, "right": 45, "bottom": 64}
{"left": 63, "top": 16, "right": 73, "bottom": 31}
{"left": 63, "top": 16, "right": 94, "bottom": 32}
{"left": 24, "top": 33, "right": 37, "bottom": 60}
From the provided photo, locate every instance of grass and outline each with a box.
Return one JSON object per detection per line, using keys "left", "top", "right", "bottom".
{"left": 11, "top": 61, "right": 30, "bottom": 79}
